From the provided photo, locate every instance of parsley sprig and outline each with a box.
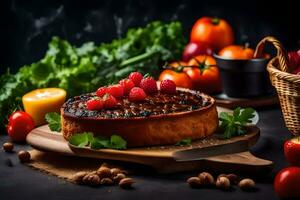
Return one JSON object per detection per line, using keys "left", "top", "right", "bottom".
{"left": 219, "top": 107, "right": 255, "bottom": 139}
{"left": 69, "top": 132, "right": 127, "bottom": 150}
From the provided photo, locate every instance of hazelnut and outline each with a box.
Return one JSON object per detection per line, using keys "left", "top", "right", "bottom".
{"left": 119, "top": 178, "right": 134, "bottom": 189}
{"left": 100, "top": 178, "right": 114, "bottom": 185}
{"left": 198, "top": 172, "right": 214, "bottom": 185}
{"left": 3, "top": 142, "right": 14, "bottom": 152}
{"left": 187, "top": 177, "right": 202, "bottom": 188}
{"left": 97, "top": 166, "right": 112, "bottom": 179}
{"left": 110, "top": 168, "right": 122, "bottom": 176}
{"left": 216, "top": 177, "right": 231, "bottom": 190}
{"left": 238, "top": 178, "right": 255, "bottom": 191}
{"left": 83, "top": 172, "right": 101, "bottom": 186}
{"left": 70, "top": 171, "right": 88, "bottom": 184}
{"left": 114, "top": 173, "right": 126, "bottom": 183}
{"left": 18, "top": 150, "right": 31, "bottom": 163}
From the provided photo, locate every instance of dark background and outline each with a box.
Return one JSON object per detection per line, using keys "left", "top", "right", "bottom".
{"left": 0, "top": 0, "right": 299, "bottom": 75}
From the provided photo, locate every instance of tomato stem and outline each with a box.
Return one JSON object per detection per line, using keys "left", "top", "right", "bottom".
{"left": 212, "top": 18, "right": 220, "bottom": 25}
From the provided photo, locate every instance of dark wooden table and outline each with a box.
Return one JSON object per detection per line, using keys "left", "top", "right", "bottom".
{"left": 0, "top": 107, "right": 291, "bottom": 200}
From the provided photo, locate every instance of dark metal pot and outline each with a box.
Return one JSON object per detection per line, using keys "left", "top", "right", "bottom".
{"left": 214, "top": 54, "right": 273, "bottom": 98}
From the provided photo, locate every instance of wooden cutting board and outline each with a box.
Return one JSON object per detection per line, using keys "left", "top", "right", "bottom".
{"left": 26, "top": 124, "right": 273, "bottom": 174}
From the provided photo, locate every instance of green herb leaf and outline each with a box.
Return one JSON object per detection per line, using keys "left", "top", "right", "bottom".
{"left": 175, "top": 138, "right": 192, "bottom": 146}
{"left": 45, "top": 112, "right": 61, "bottom": 132}
{"left": 219, "top": 107, "right": 256, "bottom": 139}
{"left": 110, "top": 135, "right": 127, "bottom": 150}
{"left": 69, "top": 133, "right": 127, "bottom": 150}
{"left": 69, "top": 132, "right": 94, "bottom": 147}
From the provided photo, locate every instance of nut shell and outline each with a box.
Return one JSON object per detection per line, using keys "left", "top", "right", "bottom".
{"left": 70, "top": 171, "right": 88, "bottom": 184}
{"left": 3, "top": 142, "right": 14, "bottom": 152}
{"left": 83, "top": 172, "right": 101, "bottom": 186}
{"left": 119, "top": 178, "right": 134, "bottom": 189}
{"left": 18, "top": 150, "right": 31, "bottom": 163}
{"left": 216, "top": 177, "right": 231, "bottom": 190}
{"left": 187, "top": 177, "right": 202, "bottom": 188}
{"left": 198, "top": 172, "right": 214, "bottom": 185}
{"left": 97, "top": 167, "right": 112, "bottom": 179}
{"left": 110, "top": 168, "right": 122, "bottom": 176}
{"left": 238, "top": 178, "right": 255, "bottom": 191}
{"left": 100, "top": 178, "right": 114, "bottom": 185}
{"left": 114, "top": 173, "right": 126, "bottom": 183}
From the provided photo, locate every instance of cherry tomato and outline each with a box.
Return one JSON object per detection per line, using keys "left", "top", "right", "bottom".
{"left": 274, "top": 167, "right": 300, "bottom": 199}
{"left": 7, "top": 111, "right": 35, "bottom": 142}
{"left": 284, "top": 137, "right": 300, "bottom": 166}
{"left": 185, "top": 55, "right": 222, "bottom": 93}
{"left": 219, "top": 45, "right": 254, "bottom": 59}
{"left": 190, "top": 17, "right": 234, "bottom": 51}
{"left": 160, "top": 61, "right": 193, "bottom": 89}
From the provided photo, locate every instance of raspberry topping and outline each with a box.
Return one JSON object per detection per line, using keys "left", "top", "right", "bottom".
{"left": 140, "top": 77, "right": 158, "bottom": 95}
{"left": 129, "top": 87, "right": 146, "bottom": 102}
{"left": 160, "top": 79, "right": 176, "bottom": 94}
{"left": 128, "top": 72, "right": 143, "bottom": 86}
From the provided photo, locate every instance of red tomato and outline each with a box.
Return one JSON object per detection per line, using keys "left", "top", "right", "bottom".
{"left": 274, "top": 167, "right": 300, "bottom": 199}
{"left": 182, "top": 42, "right": 213, "bottom": 62}
{"left": 284, "top": 137, "right": 300, "bottom": 166}
{"left": 190, "top": 17, "right": 234, "bottom": 51}
{"left": 7, "top": 111, "right": 35, "bottom": 142}
{"left": 185, "top": 55, "right": 222, "bottom": 93}
{"left": 219, "top": 45, "right": 254, "bottom": 59}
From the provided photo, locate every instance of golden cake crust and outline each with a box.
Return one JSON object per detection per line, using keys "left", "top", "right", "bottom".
{"left": 61, "top": 89, "right": 218, "bottom": 147}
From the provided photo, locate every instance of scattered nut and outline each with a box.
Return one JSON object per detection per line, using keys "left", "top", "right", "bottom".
{"left": 100, "top": 178, "right": 114, "bottom": 185}
{"left": 216, "top": 176, "right": 231, "bottom": 190}
{"left": 119, "top": 178, "right": 134, "bottom": 189}
{"left": 70, "top": 171, "right": 88, "bottom": 184}
{"left": 198, "top": 172, "right": 214, "bottom": 185}
{"left": 97, "top": 166, "right": 112, "bottom": 179}
{"left": 3, "top": 142, "right": 14, "bottom": 152}
{"left": 238, "top": 178, "right": 255, "bottom": 191}
{"left": 114, "top": 173, "right": 126, "bottom": 183}
{"left": 83, "top": 172, "right": 101, "bottom": 186}
{"left": 18, "top": 150, "right": 31, "bottom": 163}
{"left": 187, "top": 177, "right": 202, "bottom": 188}
{"left": 110, "top": 168, "right": 122, "bottom": 176}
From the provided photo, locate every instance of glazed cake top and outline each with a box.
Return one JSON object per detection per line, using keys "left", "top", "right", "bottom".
{"left": 62, "top": 90, "right": 214, "bottom": 119}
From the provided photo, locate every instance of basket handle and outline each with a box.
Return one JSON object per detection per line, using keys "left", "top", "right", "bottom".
{"left": 254, "top": 36, "right": 290, "bottom": 73}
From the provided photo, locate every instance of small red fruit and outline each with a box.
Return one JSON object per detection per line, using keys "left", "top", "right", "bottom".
{"left": 128, "top": 72, "right": 143, "bottom": 86}
{"left": 119, "top": 79, "right": 135, "bottom": 95}
{"left": 160, "top": 79, "right": 176, "bottom": 94}
{"left": 129, "top": 87, "right": 147, "bottom": 102}
{"left": 182, "top": 42, "right": 213, "bottom": 62}
{"left": 86, "top": 99, "right": 103, "bottom": 111}
{"left": 106, "top": 84, "right": 124, "bottom": 99}
{"left": 7, "top": 111, "right": 35, "bottom": 142}
{"left": 103, "top": 94, "right": 118, "bottom": 109}
{"left": 288, "top": 51, "right": 300, "bottom": 71}
{"left": 284, "top": 137, "right": 300, "bottom": 166}
{"left": 274, "top": 167, "right": 300, "bottom": 199}
{"left": 140, "top": 77, "right": 158, "bottom": 95}
{"left": 96, "top": 87, "right": 107, "bottom": 97}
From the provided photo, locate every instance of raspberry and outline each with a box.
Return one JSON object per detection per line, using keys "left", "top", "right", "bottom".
{"left": 96, "top": 87, "right": 107, "bottom": 97}
{"left": 128, "top": 72, "right": 143, "bottom": 86}
{"left": 103, "top": 94, "right": 118, "bottom": 109}
{"left": 129, "top": 87, "right": 146, "bottom": 102}
{"left": 160, "top": 79, "right": 176, "bottom": 94}
{"left": 106, "top": 84, "right": 124, "bottom": 99}
{"left": 86, "top": 99, "right": 104, "bottom": 110}
{"left": 140, "top": 77, "right": 158, "bottom": 95}
{"left": 119, "top": 79, "right": 135, "bottom": 95}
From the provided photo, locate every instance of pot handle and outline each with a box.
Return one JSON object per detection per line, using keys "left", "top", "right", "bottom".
{"left": 254, "top": 36, "right": 290, "bottom": 73}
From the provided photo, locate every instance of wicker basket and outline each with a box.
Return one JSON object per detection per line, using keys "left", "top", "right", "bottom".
{"left": 254, "top": 36, "right": 300, "bottom": 135}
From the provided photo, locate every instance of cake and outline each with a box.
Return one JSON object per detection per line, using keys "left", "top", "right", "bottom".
{"left": 61, "top": 88, "right": 218, "bottom": 147}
